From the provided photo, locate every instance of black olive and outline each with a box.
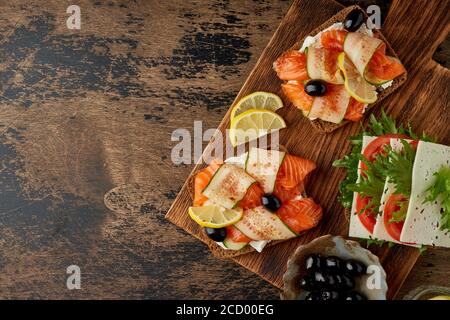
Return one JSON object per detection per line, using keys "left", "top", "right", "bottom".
{"left": 344, "top": 8, "right": 365, "bottom": 32}
{"left": 305, "top": 254, "right": 322, "bottom": 271}
{"left": 204, "top": 227, "right": 227, "bottom": 242}
{"left": 299, "top": 277, "right": 315, "bottom": 291}
{"left": 332, "top": 274, "right": 355, "bottom": 290}
{"left": 344, "top": 260, "right": 367, "bottom": 276}
{"left": 343, "top": 291, "right": 367, "bottom": 300}
{"left": 340, "top": 274, "right": 356, "bottom": 290}
{"left": 304, "top": 80, "right": 327, "bottom": 97}
{"left": 305, "top": 291, "right": 321, "bottom": 301}
{"left": 324, "top": 273, "right": 338, "bottom": 289}
{"left": 323, "top": 256, "right": 343, "bottom": 273}
{"left": 261, "top": 194, "right": 281, "bottom": 212}
{"left": 311, "top": 271, "right": 328, "bottom": 289}
{"left": 319, "top": 290, "right": 341, "bottom": 300}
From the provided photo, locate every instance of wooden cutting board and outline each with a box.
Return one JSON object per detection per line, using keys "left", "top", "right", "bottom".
{"left": 166, "top": 0, "right": 450, "bottom": 299}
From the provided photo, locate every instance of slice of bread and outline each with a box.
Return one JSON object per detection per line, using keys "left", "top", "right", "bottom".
{"left": 284, "top": 5, "right": 407, "bottom": 134}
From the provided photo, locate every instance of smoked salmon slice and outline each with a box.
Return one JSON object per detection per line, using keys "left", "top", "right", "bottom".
{"left": 274, "top": 182, "right": 304, "bottom": 204}
{"left": 367, "top": 43, "right": 406, "bottom": 81}
{"left": 320, "top": 30, "right": 347, "bottom": 51}
{"left": 281, "top": 81, "right": 314, "bottom": 114}
{"left": 277, "top": 197, "right": 323, "bottom": 234}
{"left": 344, "top": 98, "right": 365, "bottom": 122}
{"left": 226, "top": 225, "right": 251, "bottom": 243}
{"left": 238, "top": 183, "right": 264, "bottom": 210}
{"left": 273, "top": 50, "right": 308, "bottom": 81}
{"left": 276, "top": 154, "right": 317, "bottom": 190}
{"left": 193, "top": 159, "right": 223, "bottom": 206}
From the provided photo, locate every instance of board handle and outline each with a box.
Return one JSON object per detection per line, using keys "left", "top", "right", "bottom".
{"left": 383, "top": 0, "right": 450, "bottom": 66}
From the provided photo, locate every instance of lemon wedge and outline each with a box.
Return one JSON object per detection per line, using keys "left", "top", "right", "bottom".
{"left": 230, "top": 92, "right": 283, "bottom": 119}
{"left": 338, "top": 52, "right": 377, "bottom": 104}
{"left": 229, "top": 109, "right": 286, "bottom": 147}
{"left": 188, "top": 205, "right": 243, "bottom": 228}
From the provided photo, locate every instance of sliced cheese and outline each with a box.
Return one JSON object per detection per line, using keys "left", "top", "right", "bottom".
{"left": 400, "top": 141, "right": 450, "bottom": 247}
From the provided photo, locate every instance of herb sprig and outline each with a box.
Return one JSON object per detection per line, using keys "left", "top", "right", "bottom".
{"left": 383, "top": 140, "right": 416, "bottom": 197}
{"left": 424, "top": 166, "right": 450, "bottom": 232}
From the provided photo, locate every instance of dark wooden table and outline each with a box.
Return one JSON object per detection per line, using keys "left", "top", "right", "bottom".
{"left": 0, "top": 0, "right": 448, "bottom": 299}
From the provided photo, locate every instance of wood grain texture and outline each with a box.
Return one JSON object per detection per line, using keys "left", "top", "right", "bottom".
{"left": 0, "top": 0, "right": 448, "bottom": 299}
{"left": 166, "top": 0, "right": 450, "bottom": 299}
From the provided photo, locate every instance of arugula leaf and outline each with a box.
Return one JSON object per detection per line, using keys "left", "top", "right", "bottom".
{"left": 424, "top": 166, "right": 450, "bottom": 232}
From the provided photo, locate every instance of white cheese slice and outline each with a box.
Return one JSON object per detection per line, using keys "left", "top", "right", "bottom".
{"left": 400, "top": 141, "right": 450, "bottom": 247}
{"left": 349, "top": 136, "right": 378, "bottom": 239}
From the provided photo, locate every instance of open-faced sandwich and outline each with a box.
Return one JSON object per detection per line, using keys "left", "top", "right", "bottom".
{"left": 188, "top": 148, "right": 323, "bottom": 254}
{"left": 334, "top": 112, "right": 450, "bottom": 247}
{"left": 273, "top": 6, "right": 407, "bottom": 133}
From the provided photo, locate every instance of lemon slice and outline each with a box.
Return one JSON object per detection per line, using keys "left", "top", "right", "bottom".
{"left": 188, "top": 205, "right": 243, "bottom": 228}
{"left": 429, "top": 295, "right": 450, "bottom": 300}
{"left": 230, "top": 92, "right": 283, "bottom": 119}
{"left": 338, "top": 52, "right": 377, "bottom": 104}
{"left": 229, "top": 109, "right": 286, "bottom": 147}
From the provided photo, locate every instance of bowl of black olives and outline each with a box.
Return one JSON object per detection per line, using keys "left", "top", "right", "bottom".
{"left": 281, "top": 235, "right": 387, "bottom": 300}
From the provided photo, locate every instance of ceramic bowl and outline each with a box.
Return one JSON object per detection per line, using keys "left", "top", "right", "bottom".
{"left": 281, "top": 235, "right": 388, "bottom": 300}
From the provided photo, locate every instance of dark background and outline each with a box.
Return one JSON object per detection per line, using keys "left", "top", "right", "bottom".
{"left": 0, "top": 0, "right": 448, "bottom": 299}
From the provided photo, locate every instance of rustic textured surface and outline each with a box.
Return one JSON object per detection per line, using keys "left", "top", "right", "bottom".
{"left": 0, "top": 0, "right": 448, "bottom": 299}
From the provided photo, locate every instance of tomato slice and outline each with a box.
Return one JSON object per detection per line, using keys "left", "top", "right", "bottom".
{"left": 226, "top": 225, "right": 251, "bottom": 243}
{"left": 361, "top": 134, "right": 410, "bottom": 171}
{"left": 355, "top": 193, "right": 377, "bottom": 234}
{"left": 383, "top": 194, "right": 407, "bottom": 242}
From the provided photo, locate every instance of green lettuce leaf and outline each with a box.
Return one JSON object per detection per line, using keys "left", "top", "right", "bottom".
{"left": 424, "top": 166, "right": 450, "bottom": 232}
{"left": 384, "top": 139, "right": 416, "bottom": 197}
